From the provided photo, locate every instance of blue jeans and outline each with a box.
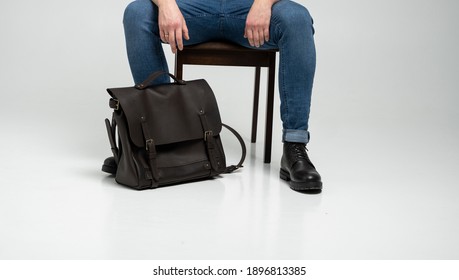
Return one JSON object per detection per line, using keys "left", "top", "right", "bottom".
{"left": 123, "top": 0, "right": 316, "bottom": 144}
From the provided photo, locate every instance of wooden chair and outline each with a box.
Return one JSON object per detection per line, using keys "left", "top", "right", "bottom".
{"left": 174, "top": 41, "right": 278, "bottom": 163}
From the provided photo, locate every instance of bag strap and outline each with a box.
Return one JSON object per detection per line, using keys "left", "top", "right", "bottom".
{"left": 105, "top": 117, "right": 119, "bottom": 164}
{"left": 198, "top": 109, "right": 246, "bottom": 173}
{"left": 140, "top": 116, "right": 160, "bottom": 188}
{"left": 135, "top": 71, "right": 186, "bottom": 90}
{"left": 222, "top": 123, "right": 246, "bottom": 173}
{"left": 199, "top": 111, "right": 226, "bottom": 173}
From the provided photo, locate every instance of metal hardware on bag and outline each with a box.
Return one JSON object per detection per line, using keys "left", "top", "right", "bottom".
{"left": 204, "top": 131, "right": 213, "bottom": 141}
{"left": 146, "top": 139, "right": 154, "bottom": 150}
{"left": 109, "top": 98, "right": 120, "bottom": 110}
{"left": 135, "top": 84, "right": 144, "bottom": 90}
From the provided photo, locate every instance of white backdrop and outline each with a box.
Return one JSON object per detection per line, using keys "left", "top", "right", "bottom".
{"left": 0, "top": 0, "right": 458, "bottom": 159}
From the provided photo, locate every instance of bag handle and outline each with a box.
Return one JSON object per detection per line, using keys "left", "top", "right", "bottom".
{"left": 135, "top": 71, "right": 186, "bottom": 90}
{"left": 222, "top": 123, "right": 247, "bottom": 173}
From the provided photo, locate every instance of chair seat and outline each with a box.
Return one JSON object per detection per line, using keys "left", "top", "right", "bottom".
{"left": 184, "top": 41, "right": 278, "bottom": 53}
{"left": 178, "top": 41, "right": 278, "bottom": 67}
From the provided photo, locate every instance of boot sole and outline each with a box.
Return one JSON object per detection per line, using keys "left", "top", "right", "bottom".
{"left": 280, "top": 168, "right": 323, "bottom": 191}
{"left": 102, "top": 164, "right": 117, "bottom": 175}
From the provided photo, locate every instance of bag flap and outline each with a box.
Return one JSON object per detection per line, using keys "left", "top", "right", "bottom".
{"left": 107, "top": 79, "right": 222, "bottom": 147}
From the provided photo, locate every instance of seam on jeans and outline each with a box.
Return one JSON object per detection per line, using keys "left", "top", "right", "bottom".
{"left": 225, "top": 15, "right": 247, "bottom": 20}
{"left": 183, "top": 14, "right": 218, "bottom": 20}
{"left": 275, "top": 21, "right": 289, "bottom": 130}
{"left": 221, "top": 0, "right": 226, "bottom": 15}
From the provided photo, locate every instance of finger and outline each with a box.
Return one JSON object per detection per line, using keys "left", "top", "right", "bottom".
{"left": 176, "top": 28, "right": 184, "bottom": 51}
{"left": 182, "top": 19, "right": 190, "bottom": 41}
{"left": 246, "top": 29, "right": 254, "bottom": 47}
{"left": 164, "top": 31, "right": 170, "bottom": 44}
{"left": 160, "top": 29, "right": 166, "bottom": 43}
{"left": 258, "top": 29, "right": 265, "bottom": 46}
{"left": 263, "top": 27, "right": 270, "bottom": 43}
{"left": 252, "top": 29, "right": 260, "bottom": 47}
{"left": 167, "top": 30, "right": 177, "bottom": 54}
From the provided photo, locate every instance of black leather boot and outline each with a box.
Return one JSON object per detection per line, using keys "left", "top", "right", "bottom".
{"left": 280, "top": 142, "right": 322, "bottom": 191}
{"left": 101, "top": 156, "right": 117, "bottom": 175}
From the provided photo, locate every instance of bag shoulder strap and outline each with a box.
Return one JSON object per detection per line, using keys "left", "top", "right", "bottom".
{"left": 222, "top": 123, "right": 246, "bottom": 173}
{"left": 105, "top": 117, "right": 119, "bottom": 164}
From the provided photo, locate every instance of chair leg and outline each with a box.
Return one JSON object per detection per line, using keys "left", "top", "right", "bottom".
{"left": 251, "top": 67, "right": 261, "bottom": 143}
{"left": 264, "top": 56, "right": 276, "bottom": 164}
{"left": 174, "top": 53, "right": 183, "bottom": 79}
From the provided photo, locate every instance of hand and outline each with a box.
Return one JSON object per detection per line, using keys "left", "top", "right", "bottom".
{"left": 244, "top": 0, "right": 276, "bottom": 47}
{"left": 156, "top": 0, "right": 189, "bottom": 53}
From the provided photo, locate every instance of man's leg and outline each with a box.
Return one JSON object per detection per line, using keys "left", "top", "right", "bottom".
{"left": 222, "top": 0, "right": 322, "bottom": 191}
{"left": 268, "top": 1, "right": 322, "bottom": 191}
{"left": 123, "top": 0, "right": 225, "bottom": 85}
{"left": 122, "top": 0, "right": 169, "bottom": 84}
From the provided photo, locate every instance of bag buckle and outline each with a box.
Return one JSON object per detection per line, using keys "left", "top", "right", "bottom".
{"left": 145, "top": 139, "right": 154, "bottom": 151}
{"left": 109, "top": 98, "right": 120, "bottom": 110}
{"left": 204, "top": 131, "right": 213, "bottom": 141}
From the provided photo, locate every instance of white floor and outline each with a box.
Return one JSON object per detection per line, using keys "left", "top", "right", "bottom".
{"left": 1, "top": 86, "right": 458, "bottom": 259}
{"left": 1, "top": 0, "right": 459, "bottom": 260}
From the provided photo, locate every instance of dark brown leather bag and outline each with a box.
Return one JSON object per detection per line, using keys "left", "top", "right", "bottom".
{"left": 105, "top": 71, "right": 246, "bottom": 190}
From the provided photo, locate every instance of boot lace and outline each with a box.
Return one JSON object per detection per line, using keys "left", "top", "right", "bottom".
{"left": 289, "top": 143, "right": 310, "bottom": 161}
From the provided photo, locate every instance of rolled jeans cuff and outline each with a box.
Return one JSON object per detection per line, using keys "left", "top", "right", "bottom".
{"left": 282, "top": 129, "right": 310, "bottom": 144}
